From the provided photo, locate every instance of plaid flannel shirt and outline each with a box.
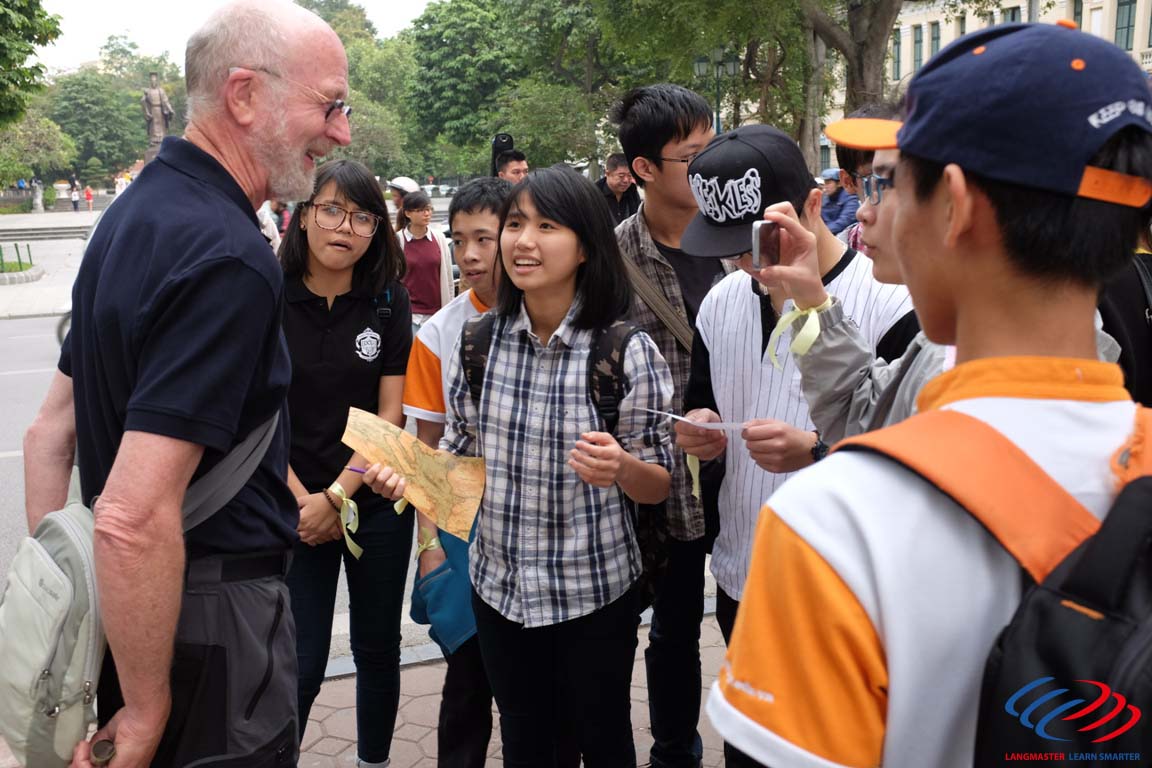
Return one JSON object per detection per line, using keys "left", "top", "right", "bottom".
{"left": 616, "top": 204, "right": 730, "bottom": 541}
{"left": 441, "top": 301, "right": 674, "bottom": 627}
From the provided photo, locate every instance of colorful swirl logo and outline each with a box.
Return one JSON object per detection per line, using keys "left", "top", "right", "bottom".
{"left": 1006, "top": 677, "right": 1142, "bottom": 743}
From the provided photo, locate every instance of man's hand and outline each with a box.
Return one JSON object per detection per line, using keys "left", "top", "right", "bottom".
{"left": 675, "top": 409, "right": 727, "bottom": 461}
{"left": 296, "top": 493, "right": 342, "bottom": 546}
{"left": 71, "top": 701, "right": 169, "bottom": 768}
{"left": 364, "top": 463, "right": 406, "bottom": 500}
{"left": 742, "top": 419, "right": 816, "bottom": 473}
{"left": 754, "top": 201, "right": 828, "bottom": 310}
{"left": 569, "top": 432, "right": 625, "bottom": 487}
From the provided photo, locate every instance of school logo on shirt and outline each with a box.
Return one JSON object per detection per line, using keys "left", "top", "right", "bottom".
{"left": 355, "top": 327, "right": 381, "bottom": 361}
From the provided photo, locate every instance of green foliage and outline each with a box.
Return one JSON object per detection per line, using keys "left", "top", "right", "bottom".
{"left": 0, "top": 0, "right": 62, "bottom": 128}
{"left": 83, "top": 156, "right": 107, "bottom": 186}
{"left": 296, "top": 0, "right": 378, "bottom": 45}
{"left": 0, "top": 110, "right": 77, "bottom": 185}
{"left": 42, "top": 184, "right": 56, "bottom": 207}
{"left": 408, "top": 0, "right": 521, "bottom": 146}
{"left": 487, "top": 78, "right": 603, "bottom": 168}
{"left": 329, "top": 87, "right": 410, "bottom": 176}
{"left": 49, "top": 69, "right": 148, "bottom": 177}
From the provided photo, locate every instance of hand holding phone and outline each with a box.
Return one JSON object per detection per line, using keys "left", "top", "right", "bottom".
{"left": 752, "top": 220, "right": 780, "bottom": 269}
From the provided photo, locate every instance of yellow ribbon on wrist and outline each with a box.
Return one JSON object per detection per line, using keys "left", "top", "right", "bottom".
{"left": 328, "top": 481, "right": 363, "bottom": 559}
{"left": 767, "top": 296, "right": 834, "bottom": 370}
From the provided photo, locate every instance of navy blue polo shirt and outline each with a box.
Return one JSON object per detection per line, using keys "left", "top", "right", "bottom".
{"left": 59, "top": 137, "right": 297, "bottom": 557}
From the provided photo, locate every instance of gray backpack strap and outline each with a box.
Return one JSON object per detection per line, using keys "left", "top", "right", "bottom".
{"left": 622, "top": 257, "right": 694, "bottom": 352}
{"left": 182, "top": 412, "right": 279, "bottom": 532}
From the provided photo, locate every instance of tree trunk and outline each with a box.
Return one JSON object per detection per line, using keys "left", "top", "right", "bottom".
{"left": 796, "top": 23, "right": 825, "bottom": 172}
{"left": 806, "top": 0, "right": 904, "bottom": 111}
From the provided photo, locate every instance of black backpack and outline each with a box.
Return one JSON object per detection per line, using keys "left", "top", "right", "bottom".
{"left": 838, "top": 407, "right": 1152, "bottom": 764}
{"left": 460, "top": 311, "right": 669, "bottom": 610}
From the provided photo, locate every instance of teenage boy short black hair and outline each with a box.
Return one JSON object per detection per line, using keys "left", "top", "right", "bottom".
{"left": 903, "top": 125, "right": 1152, "bottom": 287}
{"left": 496, "top": 150, "right": 527, "bottom": 173}
{"left": 835, "top": 102, "right": 902, "bottom": 175}
{"left": 496, "top": 164, "right": 633, "bottom": 330}
{"left": 610, "top": 83, "right": 713, "bottom": 187}
{"left": 279, "top": 159, "right": 405, "bottom": 293}
{"left": 449, "top": 177, "right": 512, "bottom": 229}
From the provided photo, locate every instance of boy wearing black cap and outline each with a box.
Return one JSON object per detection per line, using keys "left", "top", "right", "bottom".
{"left": 709, "top": 23, "right": 1152, "bottom": 767}
{"left": 673, "top": 123, "right": 918, "bottom": 647}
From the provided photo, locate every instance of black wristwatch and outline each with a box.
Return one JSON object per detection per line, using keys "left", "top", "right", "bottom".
{"left": 811, "top": 431, "right": 829, "bottom": 463}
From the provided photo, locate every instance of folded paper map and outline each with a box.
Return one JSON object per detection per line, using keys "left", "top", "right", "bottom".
{"left": 341, "top": 408, "right": 485, "bottom": 540}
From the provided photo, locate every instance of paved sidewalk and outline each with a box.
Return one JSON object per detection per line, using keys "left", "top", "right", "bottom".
{"left": 0, "top": 617, "right": 728, "bottom": 768}
{"left": 0, "top": 211, "right": 98, "bottom": 318}
{"left": 300, "top": 615, "right": 729, "bottom": 767}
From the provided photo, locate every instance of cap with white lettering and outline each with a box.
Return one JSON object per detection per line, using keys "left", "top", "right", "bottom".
{"left": 680, "top": 125, "right": 817, "bottom": 259}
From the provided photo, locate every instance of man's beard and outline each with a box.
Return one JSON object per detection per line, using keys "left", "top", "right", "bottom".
{"left": 252, "top": 112, "right": 319, "bottom": 203}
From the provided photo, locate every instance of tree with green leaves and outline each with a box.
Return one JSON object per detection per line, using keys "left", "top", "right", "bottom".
{"left": 408, "top": 0, "right": 521, "bottom": 147}
{"left": 0, "top": 0, "right": 62, "bottom": 128}
{"left": 0, "top": 110, "right": 76, "bottom": 185}
{"left": 49, "top": 69, "right": 148, "bottom": 177}
{"left": 328, "top": 88, "right": 411, "bottom": 176}
{"left": 487, "top": 77, "right": 603, "bottom": 169}
{"left": 296, "top": 0, "right": 378, "bottom": 45}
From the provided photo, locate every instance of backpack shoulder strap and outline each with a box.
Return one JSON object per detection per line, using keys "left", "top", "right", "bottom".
{"left": 834, "top": 409, "right": 1101, "bottom": 584}
{"left": 589, "top": 320, "right": 642, "bottom": 436}
{"left": 622, "top": 257, "right": 694, "bottom": 353}
{"left": 460, "top": 312, "right": 497, "bottom": 411}
{"left": 374, "top": 282, "right": 394, "bottom": 324}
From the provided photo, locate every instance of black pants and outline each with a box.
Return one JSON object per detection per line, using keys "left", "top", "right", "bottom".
{"left": 438, "top": 635, "right": 493, "bottom": 768}
{"left": 472, "top": 586, "right": 640, "bottom": 767}
{"left": 715, "top": 587, "right": 768, "bottom": 768}
{"left": 645, "top": 535, "right": 707, "bottom": 768}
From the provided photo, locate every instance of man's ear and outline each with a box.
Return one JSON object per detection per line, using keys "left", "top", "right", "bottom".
{"left": 223, "top": 69, "right": 258, "bottom": 127}
{"left": 631, "top": 156, "right": 657, "bottom": 185}
{"left": 801, "top": 187, "right": 823, "bottom": 225}
{"left": 941, "top": 164, "right": 976, "bottom": 248}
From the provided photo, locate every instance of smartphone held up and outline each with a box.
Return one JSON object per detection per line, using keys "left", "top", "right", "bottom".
{"left": 751, "top": 220, "right": 780, "bottom": 269}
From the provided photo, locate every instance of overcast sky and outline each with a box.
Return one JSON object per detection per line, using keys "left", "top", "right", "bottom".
{"left": 35, "top": 0, "right": 431, "bottom": 73}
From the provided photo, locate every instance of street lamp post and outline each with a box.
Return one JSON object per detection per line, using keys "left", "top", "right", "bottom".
{"left": 694, "top": 48, "right": 741, "bottom": 133}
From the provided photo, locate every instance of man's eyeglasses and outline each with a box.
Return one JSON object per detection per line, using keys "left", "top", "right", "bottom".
{"left": 856, "top": 174, "right": 894, "bottom": 205}
{"left": 659, "top": 152, "right": 700, "bottom": 164}
{"left": 310, "top": 203, "right": 380, "bottom": 237}
{"left": 230, "top": 66, "right": 351, "bottom": 122}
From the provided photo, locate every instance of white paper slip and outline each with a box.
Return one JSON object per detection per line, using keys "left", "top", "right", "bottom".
{"left": 639, "top": 408, "right": 745, "bottom": 431}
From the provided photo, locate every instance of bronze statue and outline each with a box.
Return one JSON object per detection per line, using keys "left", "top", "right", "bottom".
{"left": 142, "top": 72, "right": 174, "bottom": 147}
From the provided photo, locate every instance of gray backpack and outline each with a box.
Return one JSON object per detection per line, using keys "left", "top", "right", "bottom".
{"left": 0, "top": 414, "right": 278, "bottom": 767}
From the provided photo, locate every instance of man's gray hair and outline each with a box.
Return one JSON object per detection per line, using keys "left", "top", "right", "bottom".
{"left": 185, "top": 1, "right": 292, "bottom": 122}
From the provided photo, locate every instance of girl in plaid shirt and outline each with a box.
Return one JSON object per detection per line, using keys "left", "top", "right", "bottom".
{"left": 440, "top": 165, "right": 675, "bottom": 766}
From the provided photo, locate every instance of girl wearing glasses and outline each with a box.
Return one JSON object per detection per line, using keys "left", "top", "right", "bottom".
{"left": 278, "top": 159, "right": 414, "bottom": 768}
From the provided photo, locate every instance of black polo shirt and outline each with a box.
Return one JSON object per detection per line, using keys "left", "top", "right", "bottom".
{"left": 282, "top": 276, "right": 411, "bottom": 497}
{"left": 59, "top": 136, "right": 297, "bottom": 557}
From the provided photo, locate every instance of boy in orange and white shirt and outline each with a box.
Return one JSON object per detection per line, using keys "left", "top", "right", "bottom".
{"left": 708, "top": 23, "right": 1152, "bottom": 767}
{"left": 402, "top": 176, "right": 509, "bottom": 768}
